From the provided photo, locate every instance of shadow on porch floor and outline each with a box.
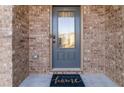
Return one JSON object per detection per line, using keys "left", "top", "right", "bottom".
{"left": 19, "top": 73, "right": 118, "bottom": 87}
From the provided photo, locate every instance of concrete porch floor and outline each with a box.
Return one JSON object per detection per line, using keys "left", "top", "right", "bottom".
{"left": 19, "top": 73, "right": 119, "bottom": 87}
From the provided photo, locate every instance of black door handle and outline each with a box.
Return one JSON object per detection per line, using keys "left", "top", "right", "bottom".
{"left": 50, "top": 34, "right": 55, "bottom": 39}
{"left": 50, "top": 34, "right": 56, "bottom": 43}
{"left": 52, "top": 35, "right": 56, "bottom": 44}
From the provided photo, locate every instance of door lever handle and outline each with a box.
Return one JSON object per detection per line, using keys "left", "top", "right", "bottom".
{"left": 52, "top": 35, "right": 56, "bottom": 44}
{"left": 50, "top": 34, "right": 56, "bottom": 44}
{"left": 49, "top": 34, "right": 55, "bottom": 39}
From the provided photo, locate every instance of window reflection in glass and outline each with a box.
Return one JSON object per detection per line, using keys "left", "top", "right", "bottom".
{"left": 58, "top": 11, "right": 75, "bottom": 48}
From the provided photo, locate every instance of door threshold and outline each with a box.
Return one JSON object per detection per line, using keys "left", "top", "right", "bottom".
{"left": 52, "top": 68, "right": 81, "bottom": 72}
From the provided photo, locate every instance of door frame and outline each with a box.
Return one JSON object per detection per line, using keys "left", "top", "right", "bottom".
{"left": 49, "top": 5, "right": 83, "bottom": 71}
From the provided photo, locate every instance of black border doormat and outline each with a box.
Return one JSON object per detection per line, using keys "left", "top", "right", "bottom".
{"left": 50, "top": 74, "right": 85, "bottom": 87}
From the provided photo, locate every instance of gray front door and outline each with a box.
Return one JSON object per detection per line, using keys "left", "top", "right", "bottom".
{"left": 52, "top": 6, "right": 80, "bottom": 68}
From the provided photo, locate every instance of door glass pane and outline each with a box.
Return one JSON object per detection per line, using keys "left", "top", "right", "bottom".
{"left": 58, "top": 11, "right": 75, "bottom": 48}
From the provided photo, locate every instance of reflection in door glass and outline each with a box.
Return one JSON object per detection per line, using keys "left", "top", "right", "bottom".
{"left": 58, "top": 11, "right": 75, "bottom": 48}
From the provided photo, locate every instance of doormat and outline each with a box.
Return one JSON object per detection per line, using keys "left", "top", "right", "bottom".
{"left": 50, "top": 74, "right": 85, "bottom": 87}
